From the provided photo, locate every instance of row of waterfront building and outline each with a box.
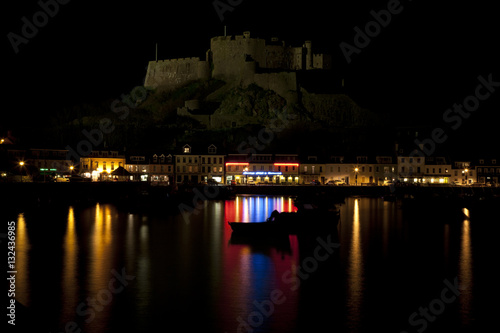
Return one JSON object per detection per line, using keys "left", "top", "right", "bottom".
{"left": 2, "top": 144, "right": 499, "bottom": 186}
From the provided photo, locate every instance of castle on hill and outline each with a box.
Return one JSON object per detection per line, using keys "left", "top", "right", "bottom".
{"left": 143, "top": 31, "right": 371, "bottom": 131}
{"left": 143, "top": 31, "right": 331, "bottom": 92}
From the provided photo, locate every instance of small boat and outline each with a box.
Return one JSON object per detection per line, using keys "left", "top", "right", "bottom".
{"left": 228, "top": 208, "right": 340, "bottom": 236}
{"left": 228, "top": 220, "right": 286, "bottom": 235}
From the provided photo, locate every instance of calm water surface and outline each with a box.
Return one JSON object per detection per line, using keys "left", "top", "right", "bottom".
{"left": 11, "top": 196, "right": 497, "bottom": 332}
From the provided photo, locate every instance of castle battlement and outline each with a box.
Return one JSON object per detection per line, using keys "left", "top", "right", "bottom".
{"left": 144, "top": 31, "right": 331, "bottom": 90}
{"left": 154, "top": 57, "right": 203, "bottom": 64}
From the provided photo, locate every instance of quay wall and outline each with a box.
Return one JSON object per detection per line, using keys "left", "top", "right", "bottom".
{"left": 2, "top": 183, "right": 499, "bottom": 212}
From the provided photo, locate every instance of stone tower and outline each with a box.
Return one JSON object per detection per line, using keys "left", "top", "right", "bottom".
{"left": 305, "top": 41, "right": 313, "bottom": 70}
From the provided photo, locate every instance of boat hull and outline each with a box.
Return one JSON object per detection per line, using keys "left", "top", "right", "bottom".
{"left": 228, "top": 210, "right": 339, "bottom": 236}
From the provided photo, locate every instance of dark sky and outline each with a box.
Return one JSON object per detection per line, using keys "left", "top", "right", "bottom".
{"left": 3, "top": 0, "right": 499, "bottom": 150}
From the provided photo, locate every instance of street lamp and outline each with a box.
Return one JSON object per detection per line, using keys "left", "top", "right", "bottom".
{"left": 19, "top": 161, "right": 25, "bottom": 182}
{"left": 354, "top": 167, "right": 359, "bottom": 186}
{"left": 464, "top": 168, "right": 468, "bottom": 185}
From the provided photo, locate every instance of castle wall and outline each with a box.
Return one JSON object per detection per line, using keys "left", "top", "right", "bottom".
{"left": 144, "top": 57, "right": 209, "bottom": 90}
{"left": 264, "top": 44, "right": 288, "bottom": 69}
{"left": 288, "top": 47, "right": 306, "bottom": 70}
{"left": 143, "top": 33, "right": 331, "bottom": 95}
{"left": 313, "top": 54, "right": 332, "bottom": 70}
{"left": 210, "top": 35, "right": 266, "bottom": 82}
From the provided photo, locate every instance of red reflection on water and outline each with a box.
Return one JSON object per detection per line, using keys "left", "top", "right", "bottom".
{"left": 220, "top": 196, "right": 300, "bottom": 333}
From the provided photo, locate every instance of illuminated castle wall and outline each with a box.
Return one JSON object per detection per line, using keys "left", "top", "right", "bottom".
{"left": 144, "top": 31, "right": 331, "bottom": 91}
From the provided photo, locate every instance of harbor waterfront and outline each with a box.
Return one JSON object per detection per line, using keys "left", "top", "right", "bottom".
{"left": 2, "top": 182, "right": 500, "bottom": 211}
{"left": 5, "top": 193, "right": 498, "bottom": 332}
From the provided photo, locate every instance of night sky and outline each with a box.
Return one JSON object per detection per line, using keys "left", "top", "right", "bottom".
{"left": 3, "top": 0, "right": 499, "bottom": 152}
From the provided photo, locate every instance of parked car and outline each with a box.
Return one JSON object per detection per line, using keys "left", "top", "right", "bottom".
{"left": 247, "top": 180, "right": 256, "bottom": 185}
{"left": 310, "top": 180, "right": 321, "bottom": 185}
{"left": 55, "top": 177, "right": 69, "bottom": 182}
{"left": 327, "top": 180, "right": 346, "bottom": 186}
{"left": 207, "top": 179, "right": 219, "bottom": 186}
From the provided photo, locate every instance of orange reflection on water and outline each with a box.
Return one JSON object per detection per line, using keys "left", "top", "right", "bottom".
{"left": 347, "top": 198, "right": 363, "bottom": 327}
{"left": 87, "top": 203, "right": 114, "bottom": 323}
{"left": 15, "top": 213, "right": 29, "bottom": 306}
{"left": 61, "top": 207, "right": 79, "bottom": 322}
{"left": 459, "top": 208, "right": 473, "bottom": 325}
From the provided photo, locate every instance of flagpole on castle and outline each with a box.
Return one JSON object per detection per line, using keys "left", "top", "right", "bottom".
{"left": 155, "top": 43, "right": 158, "bottom": 62}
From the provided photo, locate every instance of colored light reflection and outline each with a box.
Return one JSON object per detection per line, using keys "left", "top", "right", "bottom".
{"left": 222, "top": 196, "right": 299, "bottom": 332}
{"left": 225, "top": 196, "right": 297, "bottom": 224}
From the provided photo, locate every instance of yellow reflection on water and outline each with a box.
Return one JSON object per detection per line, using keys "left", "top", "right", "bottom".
{"left": 347, "top": 198, "right": 363, "bottom": 325}
{"left": 61, "top": 207, "right": 78, "bottom": 321}
{"left": 89, "top": 203, "right": 113, "bottom": 291}
{"left": 459, "top": 208, "right": 473, "bottom": 325}
{"left": 15, "top": 213, "right": 29, "bottom": 306}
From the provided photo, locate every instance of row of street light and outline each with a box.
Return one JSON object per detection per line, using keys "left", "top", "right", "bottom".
{"left": 16, "top": 161, "right": 74, "bottom": 182}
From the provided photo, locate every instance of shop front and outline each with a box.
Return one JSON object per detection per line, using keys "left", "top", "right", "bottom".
{"left": 243, "top": 171, "right": 283, "bottom": 184}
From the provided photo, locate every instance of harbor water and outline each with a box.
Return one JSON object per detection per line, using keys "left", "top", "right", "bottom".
{"left": 8, "top": 195, "right": 498, "bottom": 332}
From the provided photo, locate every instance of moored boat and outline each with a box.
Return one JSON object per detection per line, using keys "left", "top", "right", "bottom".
{"left": 228, "top": 208, "right": 339, "bottom": 236}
